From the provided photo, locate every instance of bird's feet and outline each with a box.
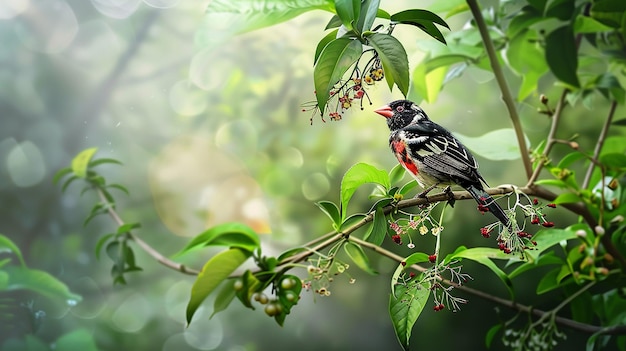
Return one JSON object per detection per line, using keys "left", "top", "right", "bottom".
{"left": 415, "top": 183, "right": 438, "bottom": 199}
{"left": 443, "top": 186, "right": 455, "bottom": 208}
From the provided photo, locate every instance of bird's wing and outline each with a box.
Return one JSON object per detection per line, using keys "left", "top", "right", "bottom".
{"left": 402, "top": 123, "right": 486, "bottom": 186}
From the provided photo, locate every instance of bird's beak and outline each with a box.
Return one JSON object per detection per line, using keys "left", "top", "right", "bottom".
{"left": 374, "top": 105, "right": 393, "bottom": 118}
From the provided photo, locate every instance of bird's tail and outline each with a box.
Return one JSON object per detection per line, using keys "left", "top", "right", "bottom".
{"left": 466, "top": 185, "right": 513, "bottom": 232}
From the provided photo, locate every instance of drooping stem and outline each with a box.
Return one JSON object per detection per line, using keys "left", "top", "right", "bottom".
{"left": 466, "top": 0, "right": 532, "bottom": 179}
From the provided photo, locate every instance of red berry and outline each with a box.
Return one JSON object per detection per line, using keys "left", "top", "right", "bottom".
{"left": 428, "top": 254, "right": 437, "bottom": 263}
{"left": 542, "top": 221, "right": 555, "bottom": 228}
{"left": 480, "top": 227, "right": 490, "bottom": 238}
{"left": 533, "top": 198, "right": 539, "bottom": 205}
{"left": 392, "top": 235, "right": 402, "bottom": 245}
{"left": 531, "top": 216, "right": 539, "bottom": 225}
{"left": 547, "top": 203, "right": 556, "bottom": 208}
{"left": 409, "top": 272, "right": 416, "bottom": 278}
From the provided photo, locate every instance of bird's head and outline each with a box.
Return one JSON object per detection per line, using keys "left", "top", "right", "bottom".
{"left": 374, "top": 99, "right": 428, "bottom": 131}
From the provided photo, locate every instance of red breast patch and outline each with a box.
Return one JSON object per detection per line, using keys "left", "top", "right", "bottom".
{"left": 391, "top": 140, "right": 418, "bottom": 175}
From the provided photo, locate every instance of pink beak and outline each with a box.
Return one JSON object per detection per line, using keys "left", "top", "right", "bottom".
{"left": 374, "top": 105, "right": 393, "bottom": 118}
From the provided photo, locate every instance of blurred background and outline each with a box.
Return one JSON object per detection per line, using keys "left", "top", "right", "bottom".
{"left": 0, "top": 0, "right": 614, "bottom": 350}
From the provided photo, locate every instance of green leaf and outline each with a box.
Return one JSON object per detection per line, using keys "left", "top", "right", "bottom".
{"left": 399, "top": 180, "right": 418, "bottom": 196}
{"left": 534, "top": 179, "right": 568, "bottom": 188}
{"left": 340, "top": 163, "right": 390, "bottom": 220}
{"left": 366, "top": 33, "right": 410, "bottom": 95}
{"left": 116, "top": 222, "right": 141, "bottom": 235}
{"left": 508, "top": 251, "right": 564, "bottom": 279}
{"left": 527, "top": 228, "right": 579, "bottom": 260}
{"left": 344, "top": 242, "right": 377, "bottom": 274}
{"left": 553, "top": 192, "right": 581, "bottom": 205}
{"left": 277, "top": 247, "right": 308, "bottom": 262}
{"left": 52, "top": 167, "right": 72, "bottom": 185}
{"left": 364, "top": 207, "right": 387, "bottom": 246}
{"left": 200, "top": 0, "right": 334, "bottom": 43}
{"left": 356, "top": 0, "right": 380, "bottom": 33}
{"left": 314, "top": 38, "right": 363, "bottom": 115}
{"left": 390, "top": 252, "right": 429, "bottom": 296}
{"left": 454, "top": 129, "right": 531, "bottom": 161}
{"left": 186, "top": 248, "right": 251, "bottom": 324}
{"left": 94, "top": 233, "right": 114, "bottom": 261}
{"left": 505, "top": 29, "right": 548, "bottom": 100}
{"left": 536, "top": 267, "right": 561, "bottom": 294}
{"left": 574, "top": 15, "right": 615, "bottom": 33}
{"left": 452, "top": 248, "right": 514, "bottom": 298}
{"left": 211, "top": 279, "right": 237, "bottom": 318}
{"left": 0, "top": 234, "right": 26, "bottom": 267}
{"left": 558, "top": 152, "right": 586, "bottom": 169}
{"left": 316, "top": 201, "right": 341, "bottom": 228}
{"left": 545, "top": 25, "right": 580, "bottom": 88}
{"left": 590, "top": 0, "right": 626, "bottom": 28}
{"left": 410, "top": 61, "right": 447, "bottom": 103}
{"left": 89, "top": 158, "right": 123, "bottom": 168}
{"left": 485, "top": 324, "right": 502, "bottom": 349}
{"left": 340, "top": 213, "right": 366, "bottom": 231}
{"left": 335, "top": 0, "right": 360, "bottom": 31}
{"left": 55, "top": 329, "right": 98, "bottom": 351}
{"left": 3, "top": 266, "right": 82, "bottom": 303}
{"left": 71, "top": 148, "right": 98, "bottom": 179}
{"left": 176, "top": 222, "right": 260, "bottom": 256}
{"left": 545, "top": 0, "right": 574, "bottom": 20}
{"left": 314, "top": 29, "right": 339, "bottom": 64}
{"left": 107, "top": 184, "right": 129, "bottom": 195}
{"left": 600, "top": 153, "right": 626, "bottom": 169}
{"left": 390, "top": 278, "right": 431, "bottom": 351}
{"left": 325, "top": 15, "right": 342, "bottom": 29}
{"left": 390, "top": 9, "right": 449, "bottom": 44}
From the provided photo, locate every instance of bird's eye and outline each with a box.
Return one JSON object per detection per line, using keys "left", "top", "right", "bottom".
{"left": 396, "top": 106, "right": 404, "bottom": 112}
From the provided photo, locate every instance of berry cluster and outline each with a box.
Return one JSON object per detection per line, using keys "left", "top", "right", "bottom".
{"left": 480, "top": 196, "right": 557, "bottom": 255}
{"left": 304, "top": 52, "right": 384, "bottom": 124}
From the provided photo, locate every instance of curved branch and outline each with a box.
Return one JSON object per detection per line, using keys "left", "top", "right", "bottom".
{"left": 466, "top": 0, "right": 532, "bottom": 179}
{"left": 95, "top": 188, "right": 200, "bottom": 275}
{"left": 350, "top": 236, "right": 626, "bottom": 336}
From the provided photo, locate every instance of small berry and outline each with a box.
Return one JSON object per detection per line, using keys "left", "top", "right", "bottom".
{"left": 392, "top": 235, "right": 402, "bottom": 245}
{"left": 428, "top": 254, "right": 437, "bottom": 263}
{"left": 533, "top": 198, "right": 539, "bottom": 205}
{"left": 409, "top": 272, "right": 416, "bottom": 278}
{"left": 531, "top": 216, "right": 539, "bottom": 225}
{"left": 542, "top": 221, "right": 555, "bottom": 228}
{"left": 547, "top": 203, "right": 556, "bottom": 208}
{"left": 480, "top": 227, "right": 490, "bottom": 238}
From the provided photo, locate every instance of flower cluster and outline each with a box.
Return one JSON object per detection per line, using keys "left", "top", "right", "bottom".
{"left": 304, "top": 52, "right": 384, "bottom": 124}
{"left": 302, "top": 249, "right": 354, "bottom": 297}
{"left": 388, "top": 204, "right": 441, "bottom": 248}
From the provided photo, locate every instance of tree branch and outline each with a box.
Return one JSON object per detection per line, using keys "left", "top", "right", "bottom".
{"left": 466, "top": 0, "right": 532, "bottom": 179}
{"left": 527, "top": 90, "right": 569, "bottom": 186}
{"left": 92, "top": 182, "right": 625, "bottom": 336}
{"left": 95, "top": 187, "right": 200, "bottom": 275}
{"left": 582, "top": 100, "right": 618, "bottom": 189}
{"left": 350, "top": 236, "right": 626, "bottom": 336}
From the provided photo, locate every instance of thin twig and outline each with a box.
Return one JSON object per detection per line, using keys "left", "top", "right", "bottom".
{"left": 95, "top": 188, "right": 200, "bottom": 275}
{"left": 466, "top": 0, "right": 532, "bottom": 179}
{"left": 527, "top": 90, "right": 569, "bottom": 186}
{"left": 582, "top": 100, "right": 618, "bottom": 189}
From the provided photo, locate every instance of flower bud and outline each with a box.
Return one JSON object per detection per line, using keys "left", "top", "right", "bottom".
{"left": 594, "top": 226, "right": 605, "bottom": 236}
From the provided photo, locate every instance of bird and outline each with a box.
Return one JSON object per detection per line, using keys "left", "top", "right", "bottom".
{"left": 374, "top": 99, "right": 513, "bottom": 233}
